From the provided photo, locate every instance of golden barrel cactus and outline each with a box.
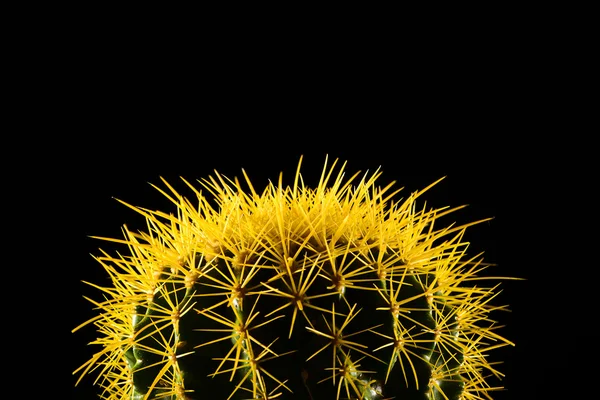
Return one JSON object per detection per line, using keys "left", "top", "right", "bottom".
{"left": 73, "top": 157, "right": 514, "bottom": 399}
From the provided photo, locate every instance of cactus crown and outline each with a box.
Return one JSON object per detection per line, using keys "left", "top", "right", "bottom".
{"left": 73, "top": 156, "right": 514, "bottom": 399}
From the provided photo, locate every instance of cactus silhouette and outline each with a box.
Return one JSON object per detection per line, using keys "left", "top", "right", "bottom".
{"left": 73, "top": 157, "right": 514, "bottom": 399}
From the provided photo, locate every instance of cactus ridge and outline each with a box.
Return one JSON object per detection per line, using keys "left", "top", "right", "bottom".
{"left": 73, "top": 157, "right": 514, "bottom": 400}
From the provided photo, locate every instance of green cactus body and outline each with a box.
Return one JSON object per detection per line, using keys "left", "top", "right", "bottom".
{"left": 74, "top": 158, "right": 514, "bottom": 399}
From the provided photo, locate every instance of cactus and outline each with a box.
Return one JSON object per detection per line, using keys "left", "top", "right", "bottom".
{"left": 73, "top": 157, "right": 515, "bottom": 399}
